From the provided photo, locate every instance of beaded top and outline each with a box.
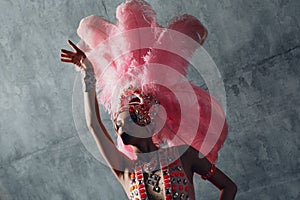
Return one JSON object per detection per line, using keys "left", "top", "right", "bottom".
{"left": 128, "top": 148, "right": 195, "bottom": 200}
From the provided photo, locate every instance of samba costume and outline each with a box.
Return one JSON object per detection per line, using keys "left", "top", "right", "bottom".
{"left": 76, "top": 0, "right": 228, "bottom": 199}
{"left": 129, "top": 147, "right": 196, "bottom": 200}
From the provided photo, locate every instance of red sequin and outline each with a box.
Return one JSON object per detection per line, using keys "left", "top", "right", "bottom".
{"left": 172, "top": 185, "right": 177, "bottom": 191}
{"left": 140, "top": 193, "right": 146, "bottom": 199}
{"left": 137, "top": 174, "right": 143, "bottom": 179}
{"left": 164, "top": 175, "right": 170, "bottom": 179}
{"left": 185, "top": 186, "right": 189, "bottom": 192}
{"left": 140, "top": 189, "right": 145, "bottom": 193}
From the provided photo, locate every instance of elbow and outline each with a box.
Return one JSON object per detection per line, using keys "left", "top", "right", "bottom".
{"left": 86, "top": 122, "right": 97, "bottom": 133}
{"left": 225, "top": 182, "right": 237, "bottom": 196}
{"left": 86, "top": 119, "right": 102, "bottom": 135}
{"left": 87, "top": 123, "right": 93, "bottom": 131}
{"left": 232, "top": 183, "right": 237, "bottom": 194}
{"left": 85, "top": 116, "right": 97, "bottom": 131}
{"left": 85, "top": 118, "right": 93, "bottom": 130}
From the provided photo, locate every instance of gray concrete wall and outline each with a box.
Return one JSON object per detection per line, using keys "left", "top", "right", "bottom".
{"left": 0, "top": 0, "right": 299, "bottom": 199}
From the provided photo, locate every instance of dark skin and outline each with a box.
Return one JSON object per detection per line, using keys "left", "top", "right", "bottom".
{"left": 61, "top": 40, "right": 237, "bottom": 200}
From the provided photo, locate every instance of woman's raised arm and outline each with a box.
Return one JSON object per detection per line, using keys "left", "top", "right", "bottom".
{"left": 60, "top": 40, "right": 133, "bottom": 179}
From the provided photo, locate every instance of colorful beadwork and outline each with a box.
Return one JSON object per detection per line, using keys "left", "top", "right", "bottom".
{"left": 129, "top": 148, "right": 192, "bottom": 200}
{"left": 117, "top": 85, "right": 160, "bottom": 127}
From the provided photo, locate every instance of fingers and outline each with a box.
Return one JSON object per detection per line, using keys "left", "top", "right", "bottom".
{"left": 61, "top": 49, "right": 76, "bottom": 55}
{"left": 68, "top": 40, "right": 80, "bottom": 52}
{"left": 67, "top": 40, "right": 86, "bottom": 58}
{"left": 60, "top": 52, "right": 82, "bottom": 64}
{"left": 61, "top": 53, "right": 71, "bottom": 59}
{"left": 60, "top": 51, "right": 73, "bottom": 63}
{"left": 60, "top": 40, "right": 86, "bottom": 66}
{"left": 60, "top": 58, "right": 73, "bottom": 63}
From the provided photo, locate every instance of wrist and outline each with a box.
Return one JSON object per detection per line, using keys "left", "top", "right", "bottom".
{"left": 80, "top": 58, "right": 96, "bottom": 92}
{"left": 82, "top": 57, "right": 94, "bottom": 71}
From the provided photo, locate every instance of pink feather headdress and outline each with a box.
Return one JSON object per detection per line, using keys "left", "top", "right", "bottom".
{"left": 76, "top": 0, "right": 228, "bottom": 163}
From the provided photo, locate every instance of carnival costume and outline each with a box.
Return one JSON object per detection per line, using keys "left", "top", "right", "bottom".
{"left": 77, "top": 0, "right": 228, "bottom": 199}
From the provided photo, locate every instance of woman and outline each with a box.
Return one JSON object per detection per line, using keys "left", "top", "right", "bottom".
{"left": 60, "top": 0, "right": 237, "bottom": 199}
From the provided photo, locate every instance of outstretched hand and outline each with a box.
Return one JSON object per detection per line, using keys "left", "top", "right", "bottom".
{"left": 60, "top": 40, "right": 87, "bottom": 70}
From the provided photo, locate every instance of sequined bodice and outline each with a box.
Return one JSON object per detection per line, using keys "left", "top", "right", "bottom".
{"left": 128, "top": 148, "right": 195, "bottom": 200}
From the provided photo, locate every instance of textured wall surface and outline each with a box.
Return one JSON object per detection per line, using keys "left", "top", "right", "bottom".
{"left": 0, "top": 0, "right": 299, "bottom": 200}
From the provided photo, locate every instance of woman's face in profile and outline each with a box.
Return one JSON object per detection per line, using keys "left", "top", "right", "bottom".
{"left": 114, "top": 110, "right": 154, "bottom": 144}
